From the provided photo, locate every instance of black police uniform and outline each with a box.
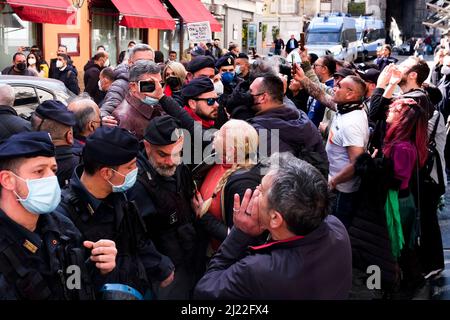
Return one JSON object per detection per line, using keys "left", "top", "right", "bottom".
{"left": 0, "top": 131, "right": 95, "bottom": 300}
{"left": 127, "top": 116, "right": 205, "bottom": 299}
{"left": 34, "top": 100, "right": 80, "bottom": 187}
{"left": 56, "top": 127, "right": 174, "bottom": 299}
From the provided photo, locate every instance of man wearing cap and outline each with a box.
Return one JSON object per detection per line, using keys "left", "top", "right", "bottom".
{"left": 112, "top": 60, "right": 163, "bottom": 140}
{"left": 128, "top": 116, "right": 202, "bottom": 299}
{"left": 215, "top": 55, "right": 242, "bottom": 96}
{"left": 186, "top": 56, "right": 216, "bottom": 82}
{"left": 56, "top": 127, "right": 174, "bottom": 300}
{"left": 0, "top": 131, "right": 117, "bottom": 299}
{"left": 357, "top": 68, "right": 380, "bottom": 108}
{"left": 31, "top": 100, "right": 79, "bottom": 187}
{"left": 181, "top": 77, "right": 220, "bottom": 129}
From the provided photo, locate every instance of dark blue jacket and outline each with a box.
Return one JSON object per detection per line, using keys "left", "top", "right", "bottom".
{"left": 194, "top": 215, "right": 352, "bottom": 300}
{"left": 57, "top": 65, "right": 80, "bottom": 95}
{"left": 248, "top": 106, "right": 328, "bottom": 163}
{"left": 56, "top": 166, "right": 174, "bottom": 295}
{"left": 0, "top": 105, "right": 31, "bottom": 140}
{"left": 0, "top": 208, "right": 95, "bottom": 300}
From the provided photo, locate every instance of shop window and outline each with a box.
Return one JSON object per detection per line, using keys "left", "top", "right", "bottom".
{"left": 0, "top": 7, "right": 40, "bottom": 72}
{"left": 91, "top": 7, "right": 118, "bottom": 66}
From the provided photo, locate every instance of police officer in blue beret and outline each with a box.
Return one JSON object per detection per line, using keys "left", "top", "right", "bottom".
{"left": 128, "top": 115, "right": 203, "bottom": 299}
{"left": 31, "top": 100, "right": 79, "bottom": 187}
{"left": 56, "top": 126, "right": 175, "bottom": 300}
{"left": 0, "top": 131, "right": 117, "bottom": 299}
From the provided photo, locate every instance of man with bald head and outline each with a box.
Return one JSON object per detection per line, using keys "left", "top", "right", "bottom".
{"left": 326, "top": 75, "right": 369, "bottom": 228}
{"left": 67, "top": 94, "right": 102, "bottom": 157}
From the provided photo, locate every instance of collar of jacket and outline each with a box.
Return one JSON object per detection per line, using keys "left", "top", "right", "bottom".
{"left": 183, "top": 106, "right": 215, "bottom": 129}
{"left": 249, "top": 235, "right": 305, "bottom": 252}
{"left": 125, "top": 93, "right": 161, "bottom": 120}
{"left": 336, "top": 102, "right": 364, "bottom": 115}
{"left": 0, "top": 105, "right": 18, "bottom": 116}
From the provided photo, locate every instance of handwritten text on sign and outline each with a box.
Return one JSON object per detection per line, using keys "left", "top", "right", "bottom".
{"left": 187, "top": 21, "right": 212, "bottom": 42}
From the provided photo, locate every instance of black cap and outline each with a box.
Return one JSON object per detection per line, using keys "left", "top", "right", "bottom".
{"left": 357, "top": 68, "right": 381, "bottom": 84}
{"left": 35, "top": 100, "right": 76, "bottom": 126}
{"left": 144, "top": 115, "right": 183, "bottom": 146}
{"left": 215, "top": 55, "right": 234, "bottom": 69}
{"left": 84, "top": 127, "right": 139, "bottom": 166}
{"left": 187, "top": 56, "right": 215, "bottom": 73}
{"left": 333, "top": 68, "right": 356, "bottom": 79}
{"left": 181, "top": 77, "right": 215, "bottom": 99}
{"left": 0, "top": 131, "right": 55, "bottom": 160}
{"left": 237, "top": 53, "right": 249, "bottom": 60}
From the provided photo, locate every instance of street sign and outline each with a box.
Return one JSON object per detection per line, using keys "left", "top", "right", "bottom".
{"left": 187, "top": 21, "right": 212, "bottom": 42}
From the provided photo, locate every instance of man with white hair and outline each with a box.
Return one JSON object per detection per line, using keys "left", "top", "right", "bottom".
{"left": 0, "top": 84, "right": 30, "bottom": 140}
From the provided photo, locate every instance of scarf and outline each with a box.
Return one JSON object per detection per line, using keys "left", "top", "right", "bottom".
{"left": 183, "top": 106, "right": 215, "bottom": 129}
{"left": 336, "top": 102, "right": 364, "bottom": 115}
{"left": 385, "top": 189, "right": 404, "bottom": 259}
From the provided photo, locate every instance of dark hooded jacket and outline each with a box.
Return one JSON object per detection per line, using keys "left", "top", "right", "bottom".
{"left": 248, "top": 106, "right": 328, "bottom": 166}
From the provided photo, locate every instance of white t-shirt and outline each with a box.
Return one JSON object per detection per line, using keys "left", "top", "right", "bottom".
{"left": 326, "top": 109, "right": 369, "bottom": 193}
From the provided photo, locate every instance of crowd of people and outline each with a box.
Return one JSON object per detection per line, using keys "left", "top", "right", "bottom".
{"left": 0, "top": 33, "right": 449, "bottom": 300}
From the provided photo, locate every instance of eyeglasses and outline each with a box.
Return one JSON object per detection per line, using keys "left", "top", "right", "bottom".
{"left": 192, "top": 97, "right": 218, "bottom": 106}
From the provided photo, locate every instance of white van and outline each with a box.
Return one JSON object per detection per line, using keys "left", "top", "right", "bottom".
{"left": 306, "top": 13, "right": 358, "bottom": 62}
{"left": 355, "top": 16, "right": 386, "bottom": 61}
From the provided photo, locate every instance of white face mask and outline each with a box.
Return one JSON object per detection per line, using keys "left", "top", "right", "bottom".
{"left": 104, "top": 58, "right": 110, "bottom": 67}
{"left": 214, "top": 80, "right": 224, "bottom": 96}
{"left": 442, "top": 65, "right": 450, "bottom": 76}
{"left": 28, "top": 58, "right": 36, "bottom": 65}
{"left": 56, "top": 60, "right": 64, "bottom": 69}
{"left": 98, "top": 80, "right": 103, "bottom": 91}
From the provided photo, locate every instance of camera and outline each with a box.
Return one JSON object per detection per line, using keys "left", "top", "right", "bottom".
{"left": 139, "top": 80, "right": 155, "bottom": 93}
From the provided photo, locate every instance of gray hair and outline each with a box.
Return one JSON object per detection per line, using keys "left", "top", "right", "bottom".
{"left": 265, "top": 152, "right": 330, "bottom": 235}
{"left": 129, "top": 44, "right": 153, "bottom": 60}
{"left": 0, "top": 84, "right": 15, "bottom": 107}
{"left": 67, "top": 94, "right": 99, "bottom": 137}
{"left": 129, "top": 60, "right": 161, "bottom": 82}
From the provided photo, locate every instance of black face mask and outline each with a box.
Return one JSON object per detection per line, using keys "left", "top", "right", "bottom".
{"left": 166, "top": 76, "right": 181, "bottom": 89}
{"left": 16, "top": 62, "right": 27, "bottom": 71}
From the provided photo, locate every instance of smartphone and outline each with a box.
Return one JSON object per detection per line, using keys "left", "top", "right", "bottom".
{"left": 299, "top": 33, "right": 305, "bottom": 51}
{"left": 139, "top": 80, "right": 155, "bottom": 93}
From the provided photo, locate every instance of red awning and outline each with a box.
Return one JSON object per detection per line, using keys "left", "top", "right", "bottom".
{"left": 167, "top": 0, "right": 222, "bottom": 32}
{"left": 111, "top": 0, "right": 175, "bottom": 30}
{"left": 6, "top": 0, "right": 77, "bottom": 25}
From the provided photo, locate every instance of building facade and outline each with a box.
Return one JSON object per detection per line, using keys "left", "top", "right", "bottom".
{"left": 0, "top": 0, "right": 222, "bottom": 86}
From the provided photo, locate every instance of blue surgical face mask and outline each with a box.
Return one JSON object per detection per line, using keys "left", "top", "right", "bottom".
{"left": 221, "top": 72, "right": 235, "bottom": 85}
{"left": 235, "top": 65, "right": 242, "bottom": 76}
{"left": 13, "top": 174, "right": 61, "bottom": 215}
{"left": 108, "top": 168, "right": 138, "bottom": 193}
{"left": 142, "top": 96, "right": 159, "bottom": 106}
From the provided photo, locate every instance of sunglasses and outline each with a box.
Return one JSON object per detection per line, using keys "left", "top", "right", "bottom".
{"left": 192, "top": 97, "right": 218, "bottom": 106}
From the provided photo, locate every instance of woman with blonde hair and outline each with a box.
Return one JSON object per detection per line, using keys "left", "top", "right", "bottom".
{"left": 193, "top": 119, "right": 261, "bottom": 252}
{"left": 163, "top": 61, "right": 187, "bottom": 107}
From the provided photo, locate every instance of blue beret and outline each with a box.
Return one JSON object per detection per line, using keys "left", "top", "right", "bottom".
{"left": 144, "top": 115, "right": 183, "bottom": 146}
{"left": 84, "top": 127, "right": 139, "bottom": 166}
{"left": 0, "top": 131, "right": 55, "bottom": 160}
{"left": 187, "top": 55, "right": 215, "bottom": 73}
{"left": 215, "top": 55, "right": 234, "bottom": 69}
{"left": 181, "top": 77, "right": 215, "bottom": 99}
{"left": 35, "top": 100, "right": 76, "bottom": 126}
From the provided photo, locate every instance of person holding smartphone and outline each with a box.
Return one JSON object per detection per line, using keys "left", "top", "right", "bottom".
{"left": 112, "top": 60, "right": 163, "bottom": 140}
